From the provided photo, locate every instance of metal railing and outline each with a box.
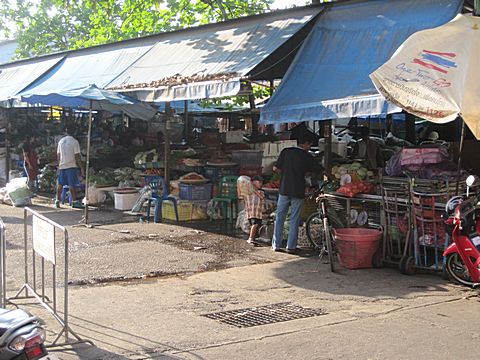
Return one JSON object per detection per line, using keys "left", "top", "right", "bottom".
{"left": 0, "top": 218, "right": 5, "bottom": 308}
{"left": 6, "top": 207, "right": 93, "bottom": 347}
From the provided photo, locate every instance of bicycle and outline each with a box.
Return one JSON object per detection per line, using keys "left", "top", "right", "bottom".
{"left": 307, "top": 183, "right": 344, "bottom": 272}
{"left": 305, "top": 188, "right": 345, "bottom": 252}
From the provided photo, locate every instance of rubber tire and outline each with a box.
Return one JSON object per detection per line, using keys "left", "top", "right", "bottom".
{"left": 399, "top": 255, "right": 407, "bottom": 274}
{"left": 305, "top": 211, "right": 344, "bottom": 250}
{"left": 404, "top": 256, "right": 416, "bottom": 276}
{"left": 445, "top": 253, "right": 475, "bottom": 287}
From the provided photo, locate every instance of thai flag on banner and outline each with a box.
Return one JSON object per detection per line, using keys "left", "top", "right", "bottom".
{"left": 413, "top": 50, "right": 457, "bottom": 74}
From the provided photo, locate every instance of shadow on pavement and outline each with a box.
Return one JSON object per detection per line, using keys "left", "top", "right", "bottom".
{"left": 272, "top": 257, "right": 451, "bottom": 298}
{"left": 61, "top": 314, "right": 206, "bottom": 360}
{"left": 27, "top": 204, "right": 138, "bottom": 227}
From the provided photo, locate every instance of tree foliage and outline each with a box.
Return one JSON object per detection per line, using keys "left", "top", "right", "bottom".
{"left": 0, "top": 0, "right": 273, "bottom": 58}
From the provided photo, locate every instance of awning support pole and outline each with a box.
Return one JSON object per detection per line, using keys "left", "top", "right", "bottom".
{"left": 455, "top": 118, "right": 466, "bottom": 196}
{"left": 184, "top": 100, "right": 189, "bottom": 144}
{"left": 247, "top": 82, "right": 258, "bottom": 137}
{"left": 323, "top": 120, "right": 332, "bottom": 175}
{"left": 83, "top": 101, "right": 93, "bottom": 225}
{"left": 164, "top": 102, "right": 172, "bottom": 186}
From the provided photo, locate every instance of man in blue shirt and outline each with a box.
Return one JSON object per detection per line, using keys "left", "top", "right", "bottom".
{"left": 272, "top": 136, "right": 317, "bottom": 253}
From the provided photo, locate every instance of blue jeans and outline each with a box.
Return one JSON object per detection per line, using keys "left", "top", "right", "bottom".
{"left": 272, "top": 194, "right": 304, "bottom": 250}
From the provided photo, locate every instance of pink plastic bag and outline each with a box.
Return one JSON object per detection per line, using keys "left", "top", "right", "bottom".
{"left": 400, "top": 147, "right": 446, "bottom": 166}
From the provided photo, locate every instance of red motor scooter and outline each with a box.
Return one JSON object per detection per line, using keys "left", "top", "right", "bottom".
{"left": 443, "top": 175, "right": 480, "bottom": 287}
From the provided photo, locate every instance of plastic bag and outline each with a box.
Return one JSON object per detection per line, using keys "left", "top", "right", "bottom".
{"left": 237, "top": 176, "right": 253, "bottom": 199}
{"left": 6, "top": 177, "right": 31, "bottom": 207}
{"left": 207, "top": 199, "right": 223, "bottom": 220}
{"left": 235, "top": 209, "right": 251, "bottom": 234}
{"left": 83, "top": 183, "right": 106, "bottom": 205}
{"left": 131, "top": 186, "right": 152, "bottom": 213}
{"left": 336, "top": 181, "right": 374, "bottom": 198}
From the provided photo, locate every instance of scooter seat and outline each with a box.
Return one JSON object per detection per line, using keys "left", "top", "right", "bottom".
{"left": 0, "top": 308, "right": 34, "bottom": 338}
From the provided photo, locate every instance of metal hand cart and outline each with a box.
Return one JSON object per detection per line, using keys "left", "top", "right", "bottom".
{"left": 404, "top": 190, "right": 449, "bottom": 275}
{"left": 380, "top": 180, "right": 411, "bottom": 269}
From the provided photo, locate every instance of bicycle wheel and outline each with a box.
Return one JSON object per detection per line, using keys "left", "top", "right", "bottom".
{"left": 305, "top": 211, "right": 344, "bottom": 250}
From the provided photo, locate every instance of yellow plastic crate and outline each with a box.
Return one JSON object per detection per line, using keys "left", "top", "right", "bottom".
{"left": 161, "top": 201, "right": 193, "bottom": 221}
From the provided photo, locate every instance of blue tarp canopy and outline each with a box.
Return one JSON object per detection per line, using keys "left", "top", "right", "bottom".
{"left": 0, "top": 55, "right": 64, "bottom": 105}
{"left": 19, "top": 42, "right": 154, "bottom": 97}
{"left": 21, "top": 84, "right": 157, "bottom": 121}
{"left": 259, "top": 0, "right": 463, "bottom": 125}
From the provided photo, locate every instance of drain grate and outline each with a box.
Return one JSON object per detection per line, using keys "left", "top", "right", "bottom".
{"left": 203, "top": 302, "right": 326, "bottom": 328}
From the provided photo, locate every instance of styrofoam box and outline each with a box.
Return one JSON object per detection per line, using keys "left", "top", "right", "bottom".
{"left": 254, "top": 140, "right": 297, "bottom": 157}
{"left": 114, "top": 192, "right": 141, "bottom": 211}
{"left": 262, "top": 156, "right": 277, "bottom": 175}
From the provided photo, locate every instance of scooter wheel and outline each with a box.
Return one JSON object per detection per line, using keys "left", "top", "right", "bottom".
{"left": 404, "top": 256, "right": 416, "bottom": 276}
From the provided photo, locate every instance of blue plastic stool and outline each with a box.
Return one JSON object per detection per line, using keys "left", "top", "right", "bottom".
{"left": 145, "top": 176, "right": 179, "bottom": 223}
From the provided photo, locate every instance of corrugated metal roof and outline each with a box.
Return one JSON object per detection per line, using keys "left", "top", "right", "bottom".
{"left": 5, "top": 5, "right": 321, "bottom": 104}
{"left": 106, "top": 6, "right": 321, "bottom": 102}
{"left": 0, "top": 55, "right": 63, "bottom": 103}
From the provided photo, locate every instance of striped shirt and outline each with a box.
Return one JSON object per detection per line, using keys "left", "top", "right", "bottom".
{"left": 244, "top": 190, "right": 265, "bottom": 220}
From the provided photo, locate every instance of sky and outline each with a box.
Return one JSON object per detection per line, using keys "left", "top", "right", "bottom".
{"left": 272, "top": 0, "right": 310, "bottom": 8}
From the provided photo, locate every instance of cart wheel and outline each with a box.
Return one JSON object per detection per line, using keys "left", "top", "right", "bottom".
{"left": 372, "top": 248, "right": 383, "bottom": 268}
{"left": 399, "top": 256, "right": 407, "bottom": 274}
{"left": 404, "top": 256, "right": 416, "bottom": 276}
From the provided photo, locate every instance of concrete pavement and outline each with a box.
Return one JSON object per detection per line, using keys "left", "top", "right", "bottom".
{"left": 1, "top": 201, "right": 479, "bottom": 359}
{"left": 20, "top": 257, "right": 478, "bottom": 360}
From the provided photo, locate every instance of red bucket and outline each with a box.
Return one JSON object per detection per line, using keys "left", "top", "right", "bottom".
{"left": 333, "top": 228, "right": 382, "bottom": 269}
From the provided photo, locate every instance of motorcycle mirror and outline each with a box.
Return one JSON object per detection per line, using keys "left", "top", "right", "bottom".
{"left": 466, "top": 175, "right": 475, "bottom": 187}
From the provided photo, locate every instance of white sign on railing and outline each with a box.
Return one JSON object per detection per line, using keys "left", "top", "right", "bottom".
{"left": 32, "top": 216, "right": 56, "bottom": 265}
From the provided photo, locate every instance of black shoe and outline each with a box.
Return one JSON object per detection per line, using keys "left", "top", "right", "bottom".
{"left": 285, "top": 248, "right": 298, "bottom": 255}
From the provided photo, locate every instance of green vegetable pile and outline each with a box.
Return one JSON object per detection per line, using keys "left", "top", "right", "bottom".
{"left": 332, "top": 162, "right": 374, "bottom": 181}
{"left": 37, "top": 146, "right": 56, "bottom": 165}
{"left": 37, "top": 165, "right": 57, "bottom": 194}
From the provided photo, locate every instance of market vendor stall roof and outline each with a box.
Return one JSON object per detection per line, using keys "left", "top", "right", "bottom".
{"left": 19, "top": 42, "right": 154, "bottom": 98}
{"left": 259, "top": 0, "right": 464, "bottom": 125}
{"left": 105, "top": 6, "right": 321, "bottom": 102}
{"left": 0, "top": 55, "right": 64, "bottom": 105}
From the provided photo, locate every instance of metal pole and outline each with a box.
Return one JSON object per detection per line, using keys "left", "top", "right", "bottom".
{"left": 5, "top": 105, "right": 11, "bottom": 182}
{"left": 184, "top": 100, "right": 189, "bottom": 143}
{"left": 455, "top": 119, "right": 466, "bottom": 195}
{"left": 323, "top": 120, "right": 332, "bottom": 175}
{"left": 164, "top": 103, "right": 172, "bottom": 185}
{"left": 475, "top": 0, "right": 480, "bottom": 16}
{"left": 64, "top": 229, "right": 69, "bottom": 342}
{"left": 23, "top": 209, "right": 28, "bottom": 297}
{"left": 247, "top": 82, "right": 258, "bottom": 137}
{"left": 83, "top": 101, "right": 93, "bottom": 224}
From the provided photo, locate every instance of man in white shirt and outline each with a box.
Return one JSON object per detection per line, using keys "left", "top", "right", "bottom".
{"left": 55, "top": 125, "right": 84, "bottom": 208}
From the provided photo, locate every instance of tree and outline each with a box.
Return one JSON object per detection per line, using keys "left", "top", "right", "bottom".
{"left": 0, "top": 0, "right": 273, "bottom": 58}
